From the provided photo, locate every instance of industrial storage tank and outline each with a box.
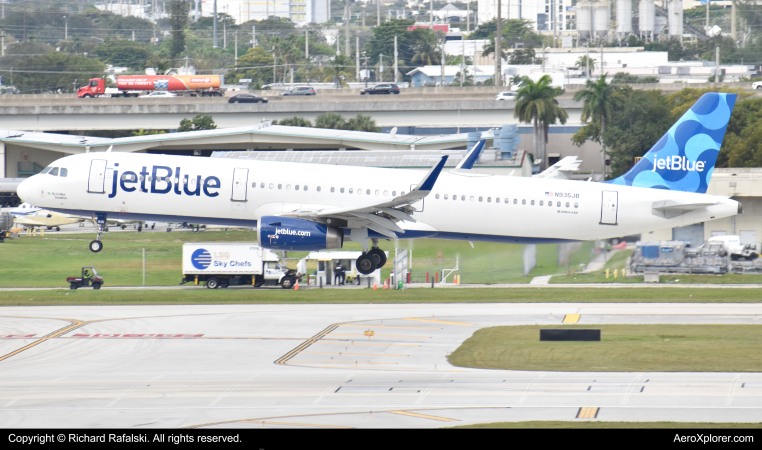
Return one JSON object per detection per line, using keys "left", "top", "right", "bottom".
{"left": 668, "top": 0, "right": 683, "bottom": 37}
{"left": 576, "top": 1, "right": 593, "bottom": 41}
{"left": 639, "top": 0, "right": 655, "bottom": 35}
{"left": 616, "top": 0, "right": 632, "bottom": 33}
{"left": 593, "top": 2, "right": 610, "bottom": 38}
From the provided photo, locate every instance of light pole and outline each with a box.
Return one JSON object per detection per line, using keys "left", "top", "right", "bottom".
{"left": 64, "top": 16, "right": 68, "bottom": 40}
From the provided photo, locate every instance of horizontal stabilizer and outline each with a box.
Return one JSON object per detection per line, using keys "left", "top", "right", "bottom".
{"left": 534, "top": 156, "right": 582, "bottom": 180}
{"left": 454, "top": 140, "right": 486, "bottom": 170}
{"left": 652, "top": 200, "right": 718, "bottom": 219}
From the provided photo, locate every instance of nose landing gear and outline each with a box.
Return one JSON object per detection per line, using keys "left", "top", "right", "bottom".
{"left": 89, "top": 213, "right": 107, "bottom": 253}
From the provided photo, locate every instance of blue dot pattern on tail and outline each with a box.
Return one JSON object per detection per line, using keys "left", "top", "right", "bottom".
{"left": 191, "top": 248, "right": 211, "bottom": 270}
{"left": 607, "top": 92, "right": 737, "bottom": 194}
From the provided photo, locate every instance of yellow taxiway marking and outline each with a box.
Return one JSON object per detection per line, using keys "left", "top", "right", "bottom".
{"left": 315, "top": 342, "right": 421, "bottom": 347}
{"left": 331, "top": 334, "right": 431, "bottom": 338}
{"left": 563, "top": 314, "right": 581, "bottom": 324}
{"left": 404, "top": 318, "right": 474, "bottom": 326}
{"left": 241, "top": 420, "right": 351, "bottom": 429}
{"left": 302, "top": 352, "right": 409, "bottom": 357}
{"left": 341, "top": 324, "right": 441, "bottom": 330}
{"left": 576, "top": 407, "right": 599, "bottom": 419}
{"left": 0, "top": 319, "right": 87, "bottom": 362}
{"left": 388, "top": 411, "right": 459, "bottom": 422}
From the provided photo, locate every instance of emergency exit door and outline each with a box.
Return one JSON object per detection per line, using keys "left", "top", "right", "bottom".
{"left": 231, "top": 168, "right": 249, "bottom": 202}
{"left": 87, "top": 159, "right": 107, "bottom": 193}
{"left": 600, "top": 190, "right": 619, "bottom": 225}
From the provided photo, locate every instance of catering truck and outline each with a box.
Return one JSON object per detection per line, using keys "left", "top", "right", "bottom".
{"left": 77, "top": 75, "right": 225, "bottom": 98}
{"left": 181, "top": 243, "right": 300, "bottom": 289}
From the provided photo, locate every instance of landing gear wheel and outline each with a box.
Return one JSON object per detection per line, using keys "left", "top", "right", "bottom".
{"left": 193, "top": 227, "right": 199, "bottom": 232}
{"left": 55, "top": 227, "right": 60, "bottom": 232}
{"left": 281, "top": 276, "right": 295, "bottom": 289}
{"left": 356, "top": 254, "right": 377, "bottom": 275}
{"left": 167, "top": 228, "right": 171, "bottom": 232}
{"left": 137, "top": 226, "right": 142, "bottom": 232}
{"left": 89, "top": 240, "right": 103, "bottom": 253}
{"left": 93, "top": 283, "right": 101, "bottom": 290}
{"left": 206, "top": 277, "right": 219, "bottom": 289}
{"left": 367, "top": 248, "right": 387, "bottom": 268}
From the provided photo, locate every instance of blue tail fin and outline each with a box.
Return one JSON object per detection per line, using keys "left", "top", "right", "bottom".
{"left": 607, "top": 92, "right": 736, "bottom": 193}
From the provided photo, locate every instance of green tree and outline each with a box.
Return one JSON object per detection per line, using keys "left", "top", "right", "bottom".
{"left": 14, "top": 51, "right": 106, "bottom": 93}
{"left": 514, "top": 75, "right": 567, "bottom": 170}
{"left": 575, "top": 55, "right": 596, "bottom": 76}
{"left": 178, "top": 114, "right": 217, "bottom": 132}
{"left": 410, "top": 30, "right": 441, "bottom": 66}
{"left": 278, "top": 116, "right": 313, "bottom": 127}
{"left": 363, "top": 19, "right": 415, "bottom": 65}
{"left": 229, "top": 47, "right": 275, "bottom": 84}
{"left": 315, "top": 112, "right": 347, "bottom": 130}
{"left": 132, "top": 129, "right": 167, "bottom": 136}
{"left": 168, "top": 0, "right": 190, "bottom": 61}
{"left": 508, "top": 48, "right": 538, "bottom": 65}
{"left": 573, "top": 74, "right": 617, "bottom": 176}
{"left": 345, "top": 114, "right": 381, "bottom": 132}
{"left": 94, "top": 40, "right": 153, "bottom": 70}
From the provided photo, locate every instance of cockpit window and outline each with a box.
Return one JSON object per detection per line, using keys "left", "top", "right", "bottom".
{"left": 41, "top": 167, "right": 52, "bottom": 174}
{"left": 59, "top": 168, "right": 68, "bottom": 177}
{"left": 48, "top": 167, "right": 59, "bottom": 176}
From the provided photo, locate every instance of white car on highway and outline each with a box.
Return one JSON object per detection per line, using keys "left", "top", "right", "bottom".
{"left": 753, "top": 81, "right": 762, "bottom": 90}
{"left": 138, "top": 91, "right": 178, "bottom": 98}
{"left": 495, "top": 91, "right": 517, "bottom": 101}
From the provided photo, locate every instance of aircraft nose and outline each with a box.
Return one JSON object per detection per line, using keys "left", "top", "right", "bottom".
{"left": 16, "top": 177, "right": 34, "bottom": 203}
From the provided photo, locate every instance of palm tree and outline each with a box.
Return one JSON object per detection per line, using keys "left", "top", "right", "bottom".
{"left": 411, "top": 32, "right": 441, "bottom": 66}
{"left": 315, "top": 112, "right": 347, "bottom": 130}
{"left": 345, "top": 114, "right": 380, "bottom": 132}
{"left": 514, "top": 75, "right": 568, "bottom": 170}
{"left": 573, "top": 74, "right": 616, "bottom": 177}
{"left": 278, "top": 116, "right": 313, "bottom": 127}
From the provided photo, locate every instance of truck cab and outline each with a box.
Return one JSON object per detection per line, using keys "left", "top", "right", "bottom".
{"left": 78, "top": 79, "right": 105, "bottom": 98}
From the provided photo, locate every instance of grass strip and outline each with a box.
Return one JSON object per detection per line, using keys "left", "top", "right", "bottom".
{"left": 448, "top": 324, "right": 762, "bottom": 372}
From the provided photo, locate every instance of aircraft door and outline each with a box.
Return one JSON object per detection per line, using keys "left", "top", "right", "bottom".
{"left": 88, "top": 159, "right": 108, "bottom": 193}
{"left": 231, "top": 168, "right": 249, "bottom": 202}
{"left": 600, "top": 191, "right": 619, "bottom": 225}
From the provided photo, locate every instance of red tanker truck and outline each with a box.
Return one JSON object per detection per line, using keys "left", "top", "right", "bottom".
{"left": 77, "top": 75, "right": 225, "bottom": 98}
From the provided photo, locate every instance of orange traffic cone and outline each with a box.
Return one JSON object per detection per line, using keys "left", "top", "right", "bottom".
{"left": 383, "top": 281, "right": 388, "bottom": 290}
{"left": 373, "top": 283, "right": 377, "bottom": 291}
{"left": 294, "top": 280, "right": 300, "bottom": 290}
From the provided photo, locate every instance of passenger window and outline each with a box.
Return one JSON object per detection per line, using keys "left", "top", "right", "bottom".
{"left": 278, "top": 184, "right": 282, "bottom": 189}
{"left": 375, "top": 190, "right": 379, "bottom": 195}
{"left": 401, "top": 192, "right": 405, "bottom": 195}
{"left": 470, "top": 196, "right": 474, "bottom": 201}
{"left": 436, "top": 194, "right": 440, "bottom": 199}
{"left": 349, "top": 188, "right": 354, "bottom": 194}
{"left": 539, "top": 200, "right": 543, "bottom": 206}
{"left": 260, "top": 183, "right": 265, "bottom": 188}
{"left": 392, "top": 191, "right": 396, "bottom": 196}
{"left": 496, "top": 198, "right": 500, "bottom": 203}
{"left": 366, "top": 189, "right": 370, "bottom": 195}
{"left": 522, "top": 199, "right": 526, "bottom": 205}
{"left": 530, "top": 200, "right": 535, "bottom": 206}
{"left": 444, "top": 194, "right": 448, "bottom": 200}
{"left": 269, "top": 183, "right": 274, "bottom": 189}
{"left": 383, "top": 190, "right": 388, "bottom": 196}
{"left": 453, "top": 195, "right": 457, "bottom": 201}
{"left": 330, "top": 187, "right": 335, "bottom": 193}
{"left": 549, "top": 202, "right": 553, "bottom": 207}
{"left": 295, "top": 185, "right": 299, "bottom": 190}
{"left": 513, "top": 199, "right": 517, "bottom": 204}
{"left": 566, "top": 202, "right": 570, "bottom": 208}
{"left": 286, "top": 184, "right": 291, "bottom": 190}
{"left": 557, "top": 201, "right": 561, "bottom": 207}
{"left": 251, "top": 182, "right": 256, "bottom": 188}
{"left": 304, "top": 186, "right": 309, "bottom": 191}
{"left": 478, "top": 197, "right": 483, "bottom": 202}
{"left": 574, "top": 202, "right": 578, "bottom": 208}
{"left": 60, "top": 168, "right": 68, "bottom": 177}
{"left": 487, "top": 197, "right": 491, "bottom": 203}
{"left": 461, "top": 195, "right": 465, "bottom": 201}
{"left": 49, "top": 167, "right": 59, "bottom": 176}
{"left": 316, "top": 186, "right": 320, "bottom": 191}
{"left": 340, "top": 188, "right": 345, "bottom": 193}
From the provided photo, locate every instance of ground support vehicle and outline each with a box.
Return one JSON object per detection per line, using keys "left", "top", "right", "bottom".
{"left": 67, "top": 267, "right": 104, "bottom": 290}
{"left": 77, "top": 75, "right": 225, "bottom": 98}
{"left": 181, "top": 243, "right": 300, "bottom": 289}
{"left": 360, "top": 83, "right": 400, "bottom": 95}
{"left": 705, "top": 235, "right": 759, "bottom": 260}
{"left": 0, "top": 212, "right": 11, "bottom": 242}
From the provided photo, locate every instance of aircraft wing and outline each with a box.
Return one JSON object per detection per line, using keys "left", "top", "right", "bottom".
{"left": 453, "top": 140, "right": 486, "bottom": 170}
{"left": 14, "top": 214, "right": 84, "bottom": 227}
{"left": 288, "top": 156, "right": 448, "bottom": 238}
{"left": 534, "top": 156, "right": 582, "bottom": 180}
{"left": 652, "top": 200, "right": 719, "bottom": 219}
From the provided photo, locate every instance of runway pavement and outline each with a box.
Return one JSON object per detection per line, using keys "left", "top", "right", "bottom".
{"left": 2, "top": 303, "right": 762, "bottom": 428}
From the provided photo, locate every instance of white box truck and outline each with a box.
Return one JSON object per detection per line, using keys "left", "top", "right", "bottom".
{"left": 181, "top": 243, "right": 300, "bottom": 289}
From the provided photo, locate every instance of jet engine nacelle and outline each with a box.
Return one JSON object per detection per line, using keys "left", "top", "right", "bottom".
{"left": 257, "top": 216, "right": 343, "bottom": 251}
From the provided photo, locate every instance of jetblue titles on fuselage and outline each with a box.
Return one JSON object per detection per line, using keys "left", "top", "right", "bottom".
{"left": 108, "top": 164, "right": 221, "bottom": 198}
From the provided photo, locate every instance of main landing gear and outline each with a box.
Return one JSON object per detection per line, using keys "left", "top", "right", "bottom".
{"left": 89, "top": 213, "right": 107, "bottom": 253}
{"left": 356, "top": 239, "right": 388, "bottom": 275}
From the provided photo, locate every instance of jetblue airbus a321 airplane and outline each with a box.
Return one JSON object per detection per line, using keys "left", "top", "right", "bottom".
{"left": 16, "top": 93, "right": 740, "bottom": 274}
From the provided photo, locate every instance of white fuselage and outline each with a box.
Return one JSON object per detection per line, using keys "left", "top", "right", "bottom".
{"left": 17, "top": 152, "right": 740, "bottom": 243}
